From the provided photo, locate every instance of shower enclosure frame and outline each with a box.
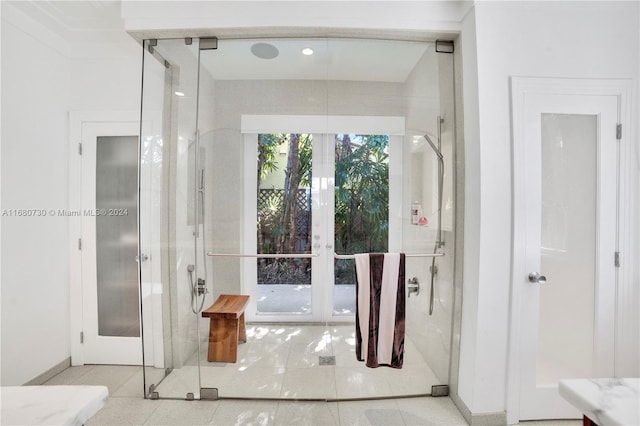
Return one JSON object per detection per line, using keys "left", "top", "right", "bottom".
{"left": 137, "top": 35, "right": 461, "bottom": 401}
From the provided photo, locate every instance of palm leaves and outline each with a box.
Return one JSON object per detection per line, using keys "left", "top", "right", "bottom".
{"left": 334, "top": 134, "right": 389, "bottom": 255}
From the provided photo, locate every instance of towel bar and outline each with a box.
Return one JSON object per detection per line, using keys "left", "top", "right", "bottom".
{"left": 334, "top": 253, "right": 444, "bottom": 259}
{"left": 207, "top": 252, "right": 444, "bottom": 259}
{"left": 207, "top": 253, "right": 318, "bottom": 258}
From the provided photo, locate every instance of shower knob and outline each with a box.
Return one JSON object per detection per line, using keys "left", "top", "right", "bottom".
{"left": 528, "top": 272, "right": 546, "bottom": 284}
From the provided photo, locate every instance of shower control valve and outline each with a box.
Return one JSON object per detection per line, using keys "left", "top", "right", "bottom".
{"left": 196, "top": 278, "right": 207, "bottom": 295}
{"left": 407, "top": 277, "right": 420, "bottom": 298}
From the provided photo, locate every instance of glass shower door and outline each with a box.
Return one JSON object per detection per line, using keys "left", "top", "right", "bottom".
{"left": 195, "top": 38, "right": 337, "bottom": 400}
{"left": 139, "top": 38, "right": 205, "bottom": 399}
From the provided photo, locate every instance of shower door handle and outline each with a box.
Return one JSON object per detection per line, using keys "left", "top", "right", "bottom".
{"left": 528, "top": 272, "right": 546, "bottom": 284}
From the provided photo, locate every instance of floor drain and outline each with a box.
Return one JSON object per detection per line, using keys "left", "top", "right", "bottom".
{"left": 319, "top": 356, "right": 336, "bottom": 366}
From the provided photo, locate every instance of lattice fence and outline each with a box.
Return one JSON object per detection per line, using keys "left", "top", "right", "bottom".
{"left": 257, "top": 188, "right": 311, "bottom": 252}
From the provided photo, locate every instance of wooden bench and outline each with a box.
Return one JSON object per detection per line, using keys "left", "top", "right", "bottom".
{"left": 201, "top": 294, "right": 250, "bottom": 363}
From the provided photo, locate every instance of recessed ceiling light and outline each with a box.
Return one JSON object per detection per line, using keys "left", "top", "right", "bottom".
{"left": 251, "top": 42, "right": 279, "bottom": 59}
{"left": 174, "top": 91, "right": 185, "bottom": 97}
{"left": 301, "top": 47, "right": 314, "bottom": 56}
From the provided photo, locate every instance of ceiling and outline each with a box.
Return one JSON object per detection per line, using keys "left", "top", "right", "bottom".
{"left": 9, "top": 1, "right": 432, "bottom": 82}
{"left": 9, "top": 1, "right": 124, "bottom": 37}
{"left": 200, "top": 38, "right": 430, "bottom": 82}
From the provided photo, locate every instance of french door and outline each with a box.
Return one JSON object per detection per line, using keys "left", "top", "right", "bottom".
{"left": 241, "top": 116, "right": 403, "bottom": 322}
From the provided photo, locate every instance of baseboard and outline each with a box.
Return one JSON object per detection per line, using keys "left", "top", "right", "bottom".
{"left": 450, "top": 392, "right": 472, "bottom": 424}
{"left": 24, "top": 357, "right": 71, "bottom": 386}
{"left": 450, "top": 393, "right": 507, "bottom": 426}
{"left": 469, "top": 411, "right": 507, "bottom": 426}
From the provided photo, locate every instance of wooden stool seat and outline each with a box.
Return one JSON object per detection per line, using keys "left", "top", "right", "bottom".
{"left": 201, "top": 295, "right": 250, "bottom": 363}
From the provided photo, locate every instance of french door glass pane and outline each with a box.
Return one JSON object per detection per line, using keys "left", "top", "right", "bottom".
{"left": 537, "top": 113, "right": 596, "bottom": 385}
{"left": 96, "top": 135, "right": 140, "bottom": 337}
{"left": 256, "top": 133, "right": 313, "bottom": 313}
{"left": 333, "top": 134, "right": 389, "bottom": 315}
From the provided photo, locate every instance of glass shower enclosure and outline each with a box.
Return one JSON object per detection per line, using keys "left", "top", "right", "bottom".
{"left": 139, "top": 36, "right": 456, "bottom": 400}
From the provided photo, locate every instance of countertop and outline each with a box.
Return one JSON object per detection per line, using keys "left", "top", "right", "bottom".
{"left": 0, "top": 385, "right": 108, "bottom": 425}
{"left": 559, "top": 378, "right": 639, "bottom": 426}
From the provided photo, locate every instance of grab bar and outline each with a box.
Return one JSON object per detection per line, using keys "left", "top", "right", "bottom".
{"left": 207, "top": 253, "right": 318, "bottom": 258}
{"left": 207, "top": 252, "right": 444, "bottom": 259}
{"left": 334, "top": 253, "right": 444, "bottom": 259}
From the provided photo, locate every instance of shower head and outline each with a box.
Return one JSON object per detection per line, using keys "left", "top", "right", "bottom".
{"left": 423, "top": 134, "right": 443, "bottom": 160}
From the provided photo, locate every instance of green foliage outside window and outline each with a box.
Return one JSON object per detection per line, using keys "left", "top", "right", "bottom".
{"left": 257, "top": 133, "right": 389, "bottom": 285}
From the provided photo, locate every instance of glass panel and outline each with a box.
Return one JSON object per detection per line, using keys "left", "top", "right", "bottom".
{"left": 257, "top": 133, "right": 313, "bottom": 313}
{"left": 333, "top": 133, "right": 389, "bottom": 315}
{"left": 96, "top": 136, "right": 139, "bottom": 337}
{"left": 537, "top": 113, "right": 597, "bottom": 385}
{"left": 197, "top": 37, "right": 332, "bottom": 400}
{"left": 139, "top": 38, "right": 201, "bottom": 399}
{"left": 327, "top": 38, "right": 455, "bottom": 395}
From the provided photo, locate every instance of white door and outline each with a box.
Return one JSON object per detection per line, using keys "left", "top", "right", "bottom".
{"left": 513, "top": 87, "right": 618, "bottom": 420}
{"left": 81, "top": 122, "right": 143, "bottom": 365}
{"left": 240, "top": 116, "right": 403, "bottom": 323}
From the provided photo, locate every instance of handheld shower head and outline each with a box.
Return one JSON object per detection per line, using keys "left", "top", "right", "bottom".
{"left": 423, "top": 134, "right": 443, "bottom": 160}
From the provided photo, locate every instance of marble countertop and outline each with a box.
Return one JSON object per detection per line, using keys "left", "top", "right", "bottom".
{"left": 1, "top": 385, "right": 108, "bottom": 425}
{"left": 559, "top": 378, "right": 639, "bottom": 426}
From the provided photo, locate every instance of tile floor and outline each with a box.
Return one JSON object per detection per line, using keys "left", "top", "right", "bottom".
{"left": 153, "top": 325, "right": 439, "bottom": 400}
{"left": 42, "top": 365, "right": 582, "bottom": 425}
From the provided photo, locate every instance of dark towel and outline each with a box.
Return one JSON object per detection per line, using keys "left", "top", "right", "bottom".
{"left": 354, "top": 253, "right": 406, "bottom": 368}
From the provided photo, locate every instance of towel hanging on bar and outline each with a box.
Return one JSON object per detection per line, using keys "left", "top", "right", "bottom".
{"left": 335, "top": 252, "right": 443, "bottom": 259}
{"left": 354, "top": 253, "right": 406, "bottom": 369}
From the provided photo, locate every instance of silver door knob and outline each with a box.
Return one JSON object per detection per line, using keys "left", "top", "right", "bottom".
{"left": 528, "top": 272, "right": 546, "bottom": 284}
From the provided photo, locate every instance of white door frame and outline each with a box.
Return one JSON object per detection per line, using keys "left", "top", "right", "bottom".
{"left": 506, "top": 77, "right": 636, "bottom": 424}
{"left": 69, "top": 111, "right": 162, "bottom": 366}
{"left": 240, "top": 114, "right": 405, "bottom": 322}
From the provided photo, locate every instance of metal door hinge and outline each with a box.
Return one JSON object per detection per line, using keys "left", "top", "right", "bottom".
{"left": 435, "top": 40, "right": 454, "bottom": 54}
{"left": 148, "top": 39, "right": 157, "bottom": 54}
{"left": 615, "top": 252, "right": 620, "bottom": 267}
{"left": 78, "top": 143, "right": 82, "bottom": 155}
{"left": 80, "top": 331, "right": 84, "bottom": 344}
{"left": 616, "top": 123, "right": 622, "bottom": 140}
{"left": 431, "top": 384, "right": 449, "bottom": 397}
{"left": 200, "top": 37, "right": 218, "bottom": 51}
{"left": 78, "top": 238, "right": 82, "bottom": 250}
{"left": 200, "top": 388, "right": 219, "bottom": 400}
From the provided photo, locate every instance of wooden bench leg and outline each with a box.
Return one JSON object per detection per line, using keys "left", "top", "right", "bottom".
{"left": 207, "top": 316, "right": 239, "bottom": 363}
{"left": 238, "top": 312, "right": 246, "bottom": 343}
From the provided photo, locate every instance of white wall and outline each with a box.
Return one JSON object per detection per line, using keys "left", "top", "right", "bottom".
{"left": 1, "top": 2, "right": 141, "bottom": 385}
{"left": 1, "top": 6, "right": 72, "bottom": 386}
{"left": 458, "top": 0, "right": 640, "bottom": 416}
